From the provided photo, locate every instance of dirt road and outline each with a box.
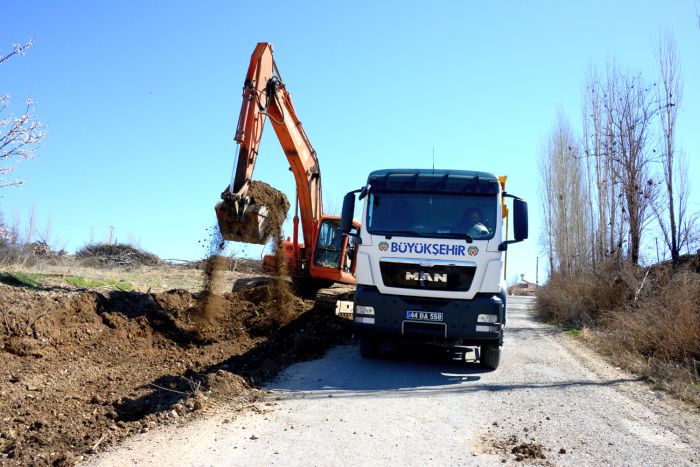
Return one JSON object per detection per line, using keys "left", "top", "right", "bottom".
{"left": 90, "top": 296, "right": 699, "bottom": 466}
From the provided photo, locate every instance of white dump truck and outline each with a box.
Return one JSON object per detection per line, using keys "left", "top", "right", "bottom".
{"left": 340, "top": 169, "right": 528, "bottom": 370}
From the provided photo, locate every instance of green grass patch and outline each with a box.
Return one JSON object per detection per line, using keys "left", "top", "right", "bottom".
{"left": 114, "top": 282, "right": 133, "bottom": 291}
{"left": 64, "top": 276, "right": 133, "bottom": 291}
{"left": 567, "top": 328, "right": 581, "bottom": 338}
{"left": 0, "top": 272, "right": 44, "bottom": 288}
{"left": 65, "top": 277, "right": 106, "bottom": 288}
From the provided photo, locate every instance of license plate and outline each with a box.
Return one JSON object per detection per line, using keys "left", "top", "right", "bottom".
{"left": 406, "top": 311, "right": 443, "bottom": 322}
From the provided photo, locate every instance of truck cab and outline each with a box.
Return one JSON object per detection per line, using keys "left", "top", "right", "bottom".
{"left": 340, "top": 169, "right": 528, "bottom": 370}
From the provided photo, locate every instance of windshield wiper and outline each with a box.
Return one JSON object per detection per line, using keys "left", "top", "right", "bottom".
{"left": 380, "top": 230, "right": 426, "bottom": 239}
{"left": 453, "top": 233, "right": 474, "bottom": 243}
{"left": 377, "top": 230, "right": 474, "bottom": 243}
{"left": 428, "top": 232, "right": 474, "bottom": 243}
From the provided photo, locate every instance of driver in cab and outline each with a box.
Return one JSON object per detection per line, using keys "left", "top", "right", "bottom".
{"left": 461, "top": 207, "right": 490, "bottom": 239}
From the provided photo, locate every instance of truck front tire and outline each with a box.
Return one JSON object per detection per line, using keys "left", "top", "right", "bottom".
{"left": 480, "top": 341, "right": 501, "bottom": 370}
{"left": 359, "top": 335, "right": 380, "bottom": 359}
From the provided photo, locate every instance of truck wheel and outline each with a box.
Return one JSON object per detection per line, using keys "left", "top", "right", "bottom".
{"left": 480, "top": 342, "right": 501, "bottom": 370}
{"left": 359, "top": 335, "right": 380, "bottom": 359}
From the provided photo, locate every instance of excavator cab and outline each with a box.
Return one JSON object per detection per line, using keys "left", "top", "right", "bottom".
{"left": 256, "top": 217, "right": 358, "bottom": 288}
{"left": 313, "top": 219, "right": 344, "bottom": 268}
{"left": 308, "top": 217, "right": 358, "bottom": 284}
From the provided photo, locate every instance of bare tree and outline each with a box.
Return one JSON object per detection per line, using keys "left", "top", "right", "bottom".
{"left": 10, "top": 210, "right": 20, "bottom": 244}
{"left": 0, "top": 212, "right": 8, "bottom": 244}
{"left": 538, "top": 140, "right": 556, "bottom": 274}
{"left": 581, "top": 63, "right": 629, "bottom": 266}
{"left": 602, "top": 67, "right": 624, "bottom": 264}
{"left": 39, "top": 212, "right": 53, "bottom": 246}
{"left": 653, "top": 35, "right": 693, "bottom": 264}
{"left": 603, "top": 66, "right": 658, "bottom": 265}
{"left": 539, "top": 112, "right": 591, "bottom": 276}
{"left": 1, "top": 39, "right": 45, "bottom": 188}
{"left": 582, "top": 66, "right": 611, "bottom": 269}
{"left": 26, "top": 203, "right": 36, "bottom": 244}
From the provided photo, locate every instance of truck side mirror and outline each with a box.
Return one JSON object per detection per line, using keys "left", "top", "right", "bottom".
{"left": 513, "top": 198, "right": 528, "bottom": 241}
{"left": 498, "top": 195, "right": 528, "bottom": 251}
{"left": 340, "top": 192, "right": 355, "bottom": 234}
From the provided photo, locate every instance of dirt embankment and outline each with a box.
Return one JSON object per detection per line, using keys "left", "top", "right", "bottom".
{"left": 0, "top": 282, "right": 350, "bottom": 466}
{"left": 0, "top": 179, "right": 322, "bottom": 465}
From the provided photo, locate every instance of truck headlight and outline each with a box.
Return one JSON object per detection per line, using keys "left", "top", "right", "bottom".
{"left": 477, "top": 314, "right": 498, "bottom": 323}
{"left": 355, "top": 305, "right": 374, "bottom": 316}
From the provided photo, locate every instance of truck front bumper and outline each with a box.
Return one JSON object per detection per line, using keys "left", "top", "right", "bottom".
{"left": 353, "top": 285, "right": 504, "bottom": 346}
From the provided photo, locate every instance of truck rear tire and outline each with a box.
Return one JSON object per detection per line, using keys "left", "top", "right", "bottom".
{"left": 480, "top": 342, "right": 501, "bottom": 370}
{"left": 359, "top": 335, "right": 380, "bottom": 359}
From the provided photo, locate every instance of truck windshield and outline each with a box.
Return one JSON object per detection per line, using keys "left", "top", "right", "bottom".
{"left": 367, "top": 192, "right": 498, "bottom": 240}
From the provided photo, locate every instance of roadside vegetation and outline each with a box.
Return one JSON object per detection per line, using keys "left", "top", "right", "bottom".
{"left": 537, "top": 35, "right": 699, "bottom": 405}
{"left": 537, "top": 259, "right": 700, "bottom": 404}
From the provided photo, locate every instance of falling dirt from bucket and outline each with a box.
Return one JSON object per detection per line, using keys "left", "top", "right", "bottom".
{"left": 201, "top": 180, "right": 293, "bottom": 330}
{"left": 199, "top": 227, "right": 227, "bottom": 327}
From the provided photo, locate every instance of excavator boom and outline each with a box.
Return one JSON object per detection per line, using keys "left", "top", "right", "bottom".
{"left": 216, "top": 43, "right": 322, "bottom": 247}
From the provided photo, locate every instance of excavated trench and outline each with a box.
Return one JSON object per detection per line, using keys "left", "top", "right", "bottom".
{"left": 0, "top": 283, "right": 351, "bottom": 465}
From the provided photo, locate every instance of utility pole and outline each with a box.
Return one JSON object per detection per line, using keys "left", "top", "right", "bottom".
{"left": 655, "top": 237, "right": 660, "bottom": 263}
{"left": 536, "top": 256, "right": 539, "bottom": 285}
{"left": 503, "top": 213, "right": 509, "bottom": 280}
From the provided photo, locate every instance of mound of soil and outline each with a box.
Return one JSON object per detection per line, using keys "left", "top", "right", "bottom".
{"left": 0, "top": 282, "right": 351, "bottom": 465}
{"left": 488, "top": 434, "right": 548, "bottom": 464}
{"left": 76, "top": 243, "right": 162, "bottom": 269}
{"left": 248, "top": 180, "right": 290, "bottom": 227}
{"left": 511, "top": 442, "right": 547, "bottom": 461}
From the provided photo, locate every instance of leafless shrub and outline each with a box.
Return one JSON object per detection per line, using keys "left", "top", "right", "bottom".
{"left": 537, "top": 257, "right": 700, "bottom": 403}
{"left": 0, "top": 242, "right": 38, "bottom": 266}
{"left": 601, "top": 266, "right": 700, "bottom": 363}
{"left": 76, "top": 243, "right": 162, "bottom": 269}
{"left": 536, "top": 262, "right": 630, "bottom": 325}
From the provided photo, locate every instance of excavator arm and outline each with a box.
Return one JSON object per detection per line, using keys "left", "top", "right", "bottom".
{"left": 216, "top": 43, "right": 322, "bottom": 248}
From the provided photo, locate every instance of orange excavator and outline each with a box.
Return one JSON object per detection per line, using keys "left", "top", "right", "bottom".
{"left": 215, "top": 43, "right": 359, "bottom": 290}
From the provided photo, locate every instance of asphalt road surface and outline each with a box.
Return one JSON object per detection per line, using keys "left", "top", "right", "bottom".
{"left": 91, "top": 296, "right": 699, "bottom": 466}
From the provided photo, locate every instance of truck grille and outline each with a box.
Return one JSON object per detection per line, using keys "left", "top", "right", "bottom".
{"left": 379, "top": 261, "right": 475, "bottom": 292}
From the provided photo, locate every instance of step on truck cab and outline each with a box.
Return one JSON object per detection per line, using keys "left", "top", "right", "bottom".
{"left": 340, "top": 169, "right": 528, "bottom": 370}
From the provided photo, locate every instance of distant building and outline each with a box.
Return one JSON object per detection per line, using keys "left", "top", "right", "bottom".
{"left": 508, "top": 275, "right": 538, "bottom": 295}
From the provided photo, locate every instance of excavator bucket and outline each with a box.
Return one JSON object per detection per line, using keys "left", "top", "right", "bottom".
{"left": 215, "top": 199, "right": 271, "bottom": 244}
{"left": 215, "top": 180, "right": 291, "bottom": 245}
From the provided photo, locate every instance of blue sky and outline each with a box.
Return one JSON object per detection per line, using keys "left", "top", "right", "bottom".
{"left": 1, "top": 1, "right": 699, "bottom": 282}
